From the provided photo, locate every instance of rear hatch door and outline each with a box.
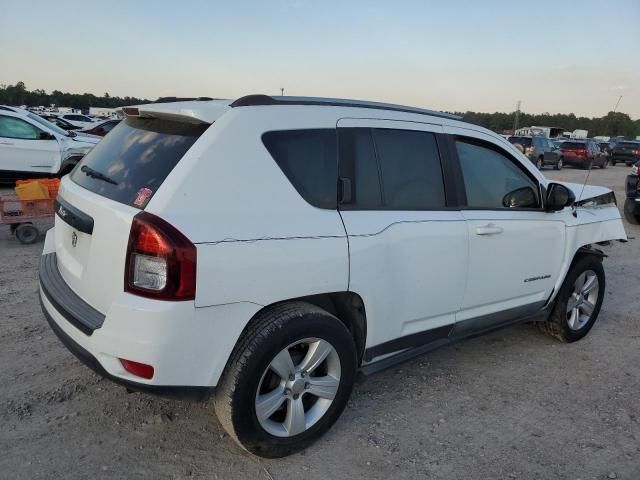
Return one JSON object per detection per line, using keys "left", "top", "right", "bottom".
{"left": 54, "top": 114, "right": 209, "bottom": 314}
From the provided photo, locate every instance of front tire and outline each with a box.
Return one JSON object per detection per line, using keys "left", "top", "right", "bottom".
{"left": 214, "top": 302, "right": 357, "bottom": 458}
{"left": 536, "top": 157, "right": 543, "bottom": 170}
{"left": 538, "top": 255, "right": 605, "bottom": 342}
{"left": 624, "top": 199, "right": 640, "bottom": 225}
{"left": 554, "top": 157, "right": 563, "bottom": 170}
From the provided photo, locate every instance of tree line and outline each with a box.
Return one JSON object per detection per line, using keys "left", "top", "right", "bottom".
{"left": 0, "top": 82, "right": 149, "bottom": 110}
{"left": 457, "top": 110, "right": 640, "bottom": 139}
{"left": 1, "top": 82, "right": 638, "bottom": 138}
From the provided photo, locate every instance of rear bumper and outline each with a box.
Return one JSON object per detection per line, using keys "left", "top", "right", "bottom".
{"left": 39, "top": 230, "right": 262, "bottom": 396}
{"left": 612, "top": 154, "right": 639, "bottom": 164}
{"left": 40, "top": 295, "right": 213, "bottom": 401}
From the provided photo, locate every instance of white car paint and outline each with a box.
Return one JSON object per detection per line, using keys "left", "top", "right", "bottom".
{"left": 0, "top": 108, "right": 99, "bottom": 176}
{"left": 41, "top": 97, "right": 627, "bottom": 390}
{"left": 56, "top": 113, "right": 99, "bottom": 129}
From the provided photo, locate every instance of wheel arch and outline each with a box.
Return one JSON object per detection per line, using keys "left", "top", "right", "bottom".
{"left": 233, "top": 291, "right": 368, "bottom": 366}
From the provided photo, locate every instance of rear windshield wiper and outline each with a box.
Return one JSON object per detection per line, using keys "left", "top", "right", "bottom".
{"left": 80, "top": 165, "right": 118, "bottom": 185}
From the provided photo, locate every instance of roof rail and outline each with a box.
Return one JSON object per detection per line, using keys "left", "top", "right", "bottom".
{"left": 230, "top": 94, "right": 462, "bottom": 120}
{"left": 153, "top": 96, "right": 215, "bottom": 104}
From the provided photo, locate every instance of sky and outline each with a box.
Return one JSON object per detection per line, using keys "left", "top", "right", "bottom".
{"left": 1, "top": 0, "right": 639, "bottom": 118}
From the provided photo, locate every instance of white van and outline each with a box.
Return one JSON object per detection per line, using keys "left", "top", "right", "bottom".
{"left": 39, "top": 95, "right": 626, "bottom": 457}
{"left": 0, "top": 107, "right": 99, "bottom": 182}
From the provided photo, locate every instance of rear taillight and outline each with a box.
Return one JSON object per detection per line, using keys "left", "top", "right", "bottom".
{"left": 575, "top": 148, "right": 587, "bottom": 156}
{"left": 125, "top": 212, "right": 196, "bottom": 301}
{"left": 634, "top": 149, "right": 640, "bottom": 156}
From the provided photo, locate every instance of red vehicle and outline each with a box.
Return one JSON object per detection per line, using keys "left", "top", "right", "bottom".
{"left": 560, "top": 139, "right": 608, "bottom": 170}
{"left": 79, "top": 119, "right": 121, "bottom": 137}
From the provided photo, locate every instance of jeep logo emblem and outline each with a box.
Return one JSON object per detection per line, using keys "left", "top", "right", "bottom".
{"left": 71, "top": 231, "right": 78, "bottom": 248}
{"left": 58, "top": 205, "right": 68, "bottom": 218}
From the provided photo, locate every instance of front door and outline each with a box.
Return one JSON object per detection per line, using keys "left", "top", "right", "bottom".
{"left": 444, "top": 126, "right": 565, "bottom": 336}
{"left": 337, "top": 118, "right": 468, "bottom": 361}
{"left": 0, "top": 114, "right": 59, "bottom": 174}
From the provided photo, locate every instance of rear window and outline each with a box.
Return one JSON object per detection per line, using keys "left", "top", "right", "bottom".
{"left": 71, "top": 116, "right": 208, "bottom": 208}
{"left": 560, "top": 142, "right": 586, "bottom": 149}
{"left": 262, "top": 129, "right": 337, "bottom": 209}
{"left": 508, "top": 137, "right": 532, "bottom": 147}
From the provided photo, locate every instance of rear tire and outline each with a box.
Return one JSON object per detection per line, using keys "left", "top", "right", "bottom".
{"left": 536, "top": 157, "right": 543, "bottom": 170}
{"left": 15, "top": 223, "right": 39, "bottom": 244}
{"left": 624, "top": 199, "right": 640, "bottom": 225}
{"left": 554, "top": 157, "right": 563, "bottom": 170}
{"left": 538, "top": 255, "right": 605, "bottom": 343}
{"left": 214, "top": 302, "right": 357, "bottom": 458}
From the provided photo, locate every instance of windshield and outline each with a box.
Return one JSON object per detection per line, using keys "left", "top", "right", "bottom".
{"left": 27, "top": 112, "right": 69, "bottom": 136}
{"left": 71, "top": 116, "right": 209, "bottom": 208}
{"left": 508, "top": 136, "right": 532, "bottom": 147}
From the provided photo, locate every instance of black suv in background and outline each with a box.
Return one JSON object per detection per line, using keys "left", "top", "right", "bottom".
{"left": 611, "top": 141, "right": 640, "bottom": 166}
{"left": 559, "top": 139, "right": 608, "bottom": 169}
{"left": 625, "top": 162, "right": 640, "bottom": 224}
{"left": 508, "top": 135, "right": 563, "bottom": 170}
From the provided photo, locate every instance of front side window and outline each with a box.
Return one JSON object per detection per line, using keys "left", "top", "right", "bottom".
{"left": 456, "top": 139, "right": 540, "bottom": 209}
{"left": 0, "top": 115, "right": 42, "bottom": 140}
{"left": 262, "top": 129, "right": 337, "bottom": 209}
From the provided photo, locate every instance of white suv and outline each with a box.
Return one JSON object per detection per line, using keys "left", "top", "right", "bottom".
{"left": 39, "top": 95, "right": 626, "bottom": 457}
{"left": 0, "top": 107, "right": 99, "bottom": 182}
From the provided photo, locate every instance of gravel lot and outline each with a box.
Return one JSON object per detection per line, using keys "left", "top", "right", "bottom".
{"left": 1, "top": 165, "right": 639, "bottom": 480}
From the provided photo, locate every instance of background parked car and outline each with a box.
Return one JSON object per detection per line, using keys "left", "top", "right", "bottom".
{"left": 559, "top": 139, "right": 607, "bottom": 169}
{"left": 78, "top": 119, "right": 121, "bottom": 136}
{"left": 38, "top": 114, "right": 83, "bottom": 131}
{"left": 611, "top": 141, "right": 640, "bottom": 166}
{"left": 56, "top": 113, "right": 98, "bottom": 129}
{"left": 508, "top": 135, "right": 563, "bottom": 169}
{"left": 624, "top": 161, "right": 640, "bottom": 224}
{"left": 0, "top": 108, "right": 99, "bottom": 184}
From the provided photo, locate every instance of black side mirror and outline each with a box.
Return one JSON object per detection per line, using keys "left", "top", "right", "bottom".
{"left": 39, "top": 131, "right": 55, "bottom": 140}
{"left": 546, "top": 183, "right": 575, "bottom": 212}
{"left": 502, "top": 186, "right": 538, "bottom": 208}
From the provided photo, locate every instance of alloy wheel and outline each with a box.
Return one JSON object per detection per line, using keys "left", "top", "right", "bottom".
{"left": 255, "top": 338, "right": 341, "bottom": 437}
{"left": 566, "top": 270, "right": 599, "bottom": 331}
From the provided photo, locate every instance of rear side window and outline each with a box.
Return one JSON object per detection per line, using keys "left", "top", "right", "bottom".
{"left": 71, "top": 117, "right": 208, "bottom": 208}
{"left": 372, "top": 129, "right": 445, "bottom": 209}
{"left": 262, "top": 129, "right": 337, "bottom": 209}
{"left": 338, "top": 128, "right": 445, "bottom": 210}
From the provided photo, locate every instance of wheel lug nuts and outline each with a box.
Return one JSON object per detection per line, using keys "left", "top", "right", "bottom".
{"left": 301, "top": 371, "right": 307, "bottom": 378}
{"left": 288, "top": 375, "right": 295, "bottom": 381}
{"left": 293, "top": 393, "right": 299, "bottom": 400}
{"left": 284, "top": 388, "right": 291, "bottom": 396}
{"left": 304, "top": 382, "right": 310, "bottom": 389}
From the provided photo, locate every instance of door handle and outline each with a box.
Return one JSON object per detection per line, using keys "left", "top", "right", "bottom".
{"left": 475, "top": 224, "right": 504, "bottom": 235}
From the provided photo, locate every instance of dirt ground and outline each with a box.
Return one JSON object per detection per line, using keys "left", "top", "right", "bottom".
{"left": 1, "top": 165, "right": 639, "bottom": 480}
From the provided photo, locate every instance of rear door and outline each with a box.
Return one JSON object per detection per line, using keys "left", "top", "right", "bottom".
{"left": 337, "top": 119, "right": 468, "bottom": 359}
{"left": 54, "top": 115, "right": 209, "bottom": 313}
{"left": 0, "top": 114, "right": 60, "bottom": 173}
{"left": 444, "top": 126, "right": 565, "bottom": 335}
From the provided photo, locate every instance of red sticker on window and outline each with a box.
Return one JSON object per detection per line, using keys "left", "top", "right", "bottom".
{"left": 134, "top": 188, "right": 153, "bottom": 207}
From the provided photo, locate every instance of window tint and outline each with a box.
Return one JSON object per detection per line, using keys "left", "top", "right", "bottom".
{"left": 262, "top": 129, "right": 337, "bottom": 209}
{"left": 0, "top": 116, "right": 41, "bottom": 139}
{"left": 71, "top": 116, "right": 208, "bottom": 208}
{"left": 338, "top": 128, "right": 382, "bottom": 208}
{"left": 372, "top": 129, "right": 445, "bottom": 209}
{"left": 456, "top": 140, "right": 540, "bottom": 209}
{"left": 560, "top": 142, "right": 586, "bottom": 150}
